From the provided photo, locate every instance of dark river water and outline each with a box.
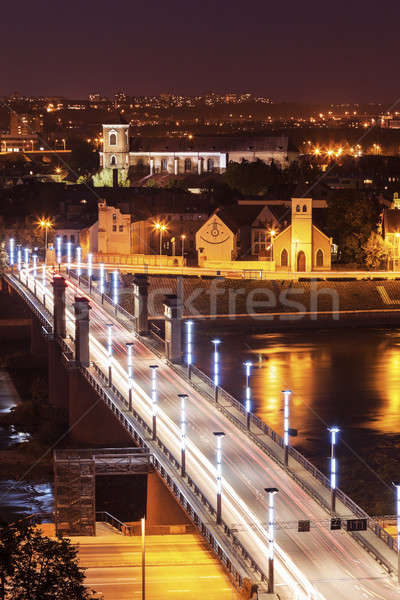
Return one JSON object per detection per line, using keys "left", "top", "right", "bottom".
{"left": 1, "top": 326, "right": 399, "bottom": 519}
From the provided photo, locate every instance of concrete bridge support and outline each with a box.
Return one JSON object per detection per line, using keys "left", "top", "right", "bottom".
{"left": 52, "top": 276, "right": 67, "bottom": 338}
{"left": 73, "top": 296, "right": 90, "bottom": 366}
{"left": 163, "top": 294, "right": 183, "bottom": 363}
{"left": 146, "top": 471, "right": 190, "bottom": 527}
{"left": 133, "top": 274, "right": 149, "bottom": 335}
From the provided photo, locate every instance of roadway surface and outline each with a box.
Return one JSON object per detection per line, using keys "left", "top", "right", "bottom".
{"left": 20, "top": 268, "right": 400, "bottom": 599}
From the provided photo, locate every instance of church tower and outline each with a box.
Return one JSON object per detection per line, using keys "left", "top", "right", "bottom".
{"left": 291, "top": 197, "right": 312, "bottom": 272}
{"left": 101, "top": 116, "right": 130, "bottom": 170}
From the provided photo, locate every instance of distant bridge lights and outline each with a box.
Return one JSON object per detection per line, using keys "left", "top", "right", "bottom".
{"left": 265, "top": 487, "right": 279, "bottom": 594}
{"left": 56, "top": 236, "right": 62, "bottom": 270}
{"left": 149, "top": 365, "right": 158, "bottom": 441}
{"left": 211, "top": 339, "right": 221, "bottom": 400}
{"left": 283, "top": 390, "right": 292, "bottom": 467}
{"left": 99, "top": 262, "right": 105, "bottom": 302}
{"left": 106, "top": 323, "right": 113, "bottom": 386}
{"left": 126, "top": 343, "right": 134, "bottom": 411}
{"left": 185, "top": 320, "right": 194, "bottom": 372}
{"left": 87, "top": 253, "right": 93, "bottom": 291}
{"left": 178, "top": 393, "right": 188, "bottom": 477}
{"left": 213, "top": 431, "right": 225, "bottom": 525}
{"left": 24, "top": 247, "right": 29, "bottom": 270}
{"left": 112, "top": 270, "right": 119, "bottom": 312}
{"left": 17, "top": 246, "right": 22, "bottom": 274}
{"left": 8, "top": 238, "right": 14, "bottom": 271}
{"left": 244, "top": 361, "right": 252, "bottom": 430}
{"left": 76, "top": 246, "right": 82, "bottom": 282}
{"left": 328, "top": 427, "right": 340, "bottom": 514}
{"left": 66, "top": 242, "right": 72, "bottom": 274}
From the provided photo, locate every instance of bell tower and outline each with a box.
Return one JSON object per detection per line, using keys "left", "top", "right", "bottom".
{"left": 100, "top": 115, "right": 130, "bottom": 171}
{"left": 291, "top": 197, "right": 313, "bottom": 272}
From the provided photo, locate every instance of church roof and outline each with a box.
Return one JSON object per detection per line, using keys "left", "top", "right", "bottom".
{"left": 129, "top": 135, "right": 297, "bottom": 154}
{"left": 214, "top": 204, "right": 265, "bottom": 233}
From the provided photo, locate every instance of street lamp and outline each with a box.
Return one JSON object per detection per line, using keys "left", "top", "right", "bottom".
{"left": 265, "top": 487, "right": 279, "bottom": 594}
{"left": 126, "top": 343, "right": 134, "bottom": 411}
{"left": 32, "top": 254, "right": 38, "bottom": 295}
{"left": 154, "top": 222, "right": 167, "bottom": 266}
{"left": 149, "top": 365, "right": 158, "bottom": 440}
{"left": 269, "top": 229, "right": 276, "bottom": 260}
{"left": 106, "top": 323, "right": 113, "bottom": 386}
{"left": 24, "top": 248, "right": 29, "bottom": 270}
{"left": 99, "top": 262, "right": 105, "bottom": 302}
{"left": 212, "top": 339, "right": 221, "bottom": 401}
{"left": 17, "top": 246, "right": 22, "bottom": 275}
{"left": 393, "top": 482, "right": 400, "bottom": 584}
{"left": 42, "top": 264, "right": 46, "bottom": 305}
{"left": 66, "top": 242, "right": 72, "bottom": 275}
{"left": 112, "top": 270, "right": 119, "bottom": 313}
{"left": 244, "top": 361, "right": 252, "bottom": 430}
{"left": 181, "top": 234, "right": 186, "bottom": 259}
{"left": 178, "top": 394, "right": 188, "bottom": 477}
{"left": 185, "top": 320, "right": 194, "bottom": 374}
{"left": 56, "top": 236, "right": 62, "bottom": 271}
{"left": 37, "top": 218, "right": 53, "bottom": 256}
{"left": 87, "top": 253, "right": 93, "bottom": 291}
{"left": 76, "top": 246, "right": 82, "bottom": 283}
{"left": 283, "top": 390, "right": 292, "bottom": 467}
{"left": 328, "top": 427, "right": 340, "bottom": 514}
{"left": 213, "top": 431, "right": 225, "bottom": 525}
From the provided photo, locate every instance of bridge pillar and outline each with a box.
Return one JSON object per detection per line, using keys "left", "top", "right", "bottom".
{"left": 48, "top": 338, "right": 69, "bottom": 411}
{"left": 52, "top": 276, "right": 67, "bottom": 338}
{"left": 133, "top": 274, "right": 149, "bottom": 335}
{"left": 163, "top": 294, "right": 182, "bottom": 363}
{"left": 146, "top": 471, "right": 190, "bottom": 527}
{"left": 73, "top": 296, "right": 90, "bottom": 367}
{"left": 30, "top": 316, "right": 47, "bottom": 356}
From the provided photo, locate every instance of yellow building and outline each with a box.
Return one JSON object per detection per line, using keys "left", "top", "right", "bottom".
{"left": 273, "top": 198, "right": 332, "bottom": 272}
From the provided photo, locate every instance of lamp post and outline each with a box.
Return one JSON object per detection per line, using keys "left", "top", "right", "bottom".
{"left": 244, "top": 361, "right": 252, "bottom": 430}
{"left": 126, "top": 343, "right": 134, "bottom": 411}
{"left": 106, "top": 323, "right": 113, "bottom": 386}
{"left": 269, "top": 229, "right": 276, "bottom": 260}
{"left": 265, "top": 487, "right": 279, "bottom": 594}
{"left": 212, "top": 339, "right": 221, "bottom": 402}
{"left": 76, "top": 246, "right": 82, "bottom": 284}
{"left": 56, "top": 236, "right": 62, "bottom": 271}
{"left": 185, "top": 320, "right": 193, "bottom": 375}
{"left": 42, "top": 264, "right": 46, "bottom": 305}
{"left": 149, "top": 365, "right": 158, "bottom": 440}
{"left": 87, "top": 253, "right": 93, "bottom": 291}
{"left": 393, "top": 482, "right": 400, "bottom": 584}
{"left": 38, "top": 218, "right": 52, "bottom": 258}
{"left": 178, "top": 394, "right": 188, "bottom": 477}
{"left": 99, "top": 262, "right": 105, "bottom": 303}
{"left": 17, "top": 246, "right": 22, "bottom": 275}
{"left": 328, "top": 427, "right": 340, "bottom": 514}
{"left": 112, "top": 270, "right": 119, "bottom": 314}
{"left": 213, "top": 431, "right": 225, "bottom": 525}
{"left": 32, "top": 254, "right": 38, "bottom": 295}
{"left": 283, "top": 390, "right": 292, "bottom": 467}
{"left": 141, "top": 516, "right": 146, "bottom": 600}
{"left": 8, "top": 238, "right": 14, "bottom": 272}
{"left": 181, "top": 234, "right": 186, "bottom": 259}
{"left": 154, "top": 222, "right": 167, "bottom": 266}
{"left": 24, "top": 248, "right": 29, "bottom": 271}
{"left": 66, "top": 242, "right": 72, "bottom": 275}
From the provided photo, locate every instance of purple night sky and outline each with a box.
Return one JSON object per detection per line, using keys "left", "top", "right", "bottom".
{"left": 0, "top": 0, "right": 398, "bottom": 102}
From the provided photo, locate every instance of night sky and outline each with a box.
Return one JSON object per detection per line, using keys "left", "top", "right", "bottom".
{"left": 0, "top": 0, "right": 398, "bottom": 102}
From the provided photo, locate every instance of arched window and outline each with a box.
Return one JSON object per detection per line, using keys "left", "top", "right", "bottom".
{"left": 281, "top": 248, "right": 288, "bottom": 267}
{"left": 316, "top": 249, "right": 323, "bottom": 267}
{"left": 184, "top": 158, "right": 192, "bottom": 172}
{"left": 109, "top": 132, "right": 117, "bottom": 146}
{"left": 296, "top": 205, "right": 301, "bottom": 212}
{"left": 161, "top": 158, "right": 168, "bottom": 172}
{"left": 207, "top": 158, "right": 214, "bottom": 172}
{"left": 110, "top": 155, "right": 116, "bottom": 166}
{"left": 297, "top": 250, "right": 306, "bottom": 271}
{"left": 302, "top": 204, "right": 307, "bottom": 212}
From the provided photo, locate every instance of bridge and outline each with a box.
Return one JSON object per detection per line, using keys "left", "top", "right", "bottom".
{"left": 3, "top": 265, "right": 400, "bottom": 600}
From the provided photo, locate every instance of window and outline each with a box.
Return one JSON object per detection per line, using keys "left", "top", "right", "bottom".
{"left": 110, "top": 155, "right": 116, "bottom": 166}
{"left": 62, "top": 235, "right": 67, "bottom": 243}
{"left": 296, "top": 205, "right": 301, "bottom": 212}
{"left": 316, "top": 249, "right": 323, "bottom": 267}
{"left": 161, "top": 158, "right": 168, "bottom": 172}
{"left": 109, "top": 132, "right": 117, "bottom": 146}
{"left": 184, "top": 158, "right": 192, "bottom": 172}
{"left": 302, "top": 204, "right": 307, "bottom": 212}
{"left": 70, "top": 235, "right": 75, "bottom": 243}
{"left": 207, "top": 158, "right": 214, "bottom": 172}
{"left": 281, "top": 248, "right": 288, "bottom": 267}
{"left": 113, "top": 214, "right": 117, "bottom": 220}
{"left": 112, "top": 225, "right": 117, "bottom": 232}
{"left": 119, "top": 225, "right": 123, "bottom": 232}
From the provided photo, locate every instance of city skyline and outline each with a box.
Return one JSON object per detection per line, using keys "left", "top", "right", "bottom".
{"left": 1, "top": 0, "right": 399, "bottom": 102}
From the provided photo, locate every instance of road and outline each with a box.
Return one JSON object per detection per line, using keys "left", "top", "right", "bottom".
{"left": 19, "top": 268, "right": 400, "bottom": 599}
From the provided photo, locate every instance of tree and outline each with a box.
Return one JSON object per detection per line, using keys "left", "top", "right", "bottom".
{"left": 0, "top": 520, "right": 98, "bottom": 599}
{"left": 363, "top": 232, "right": 389, "bottom": 270}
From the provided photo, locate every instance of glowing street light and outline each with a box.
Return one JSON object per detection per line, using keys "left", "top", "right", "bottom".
{"left": 8, "top": 238, "right": 14, "bottom": 271}
{"left": 126, "top": 343, "right": 134, "bottom": 411}
{"left": 32, "top": 253, "right": 38, "bottom": 279}
{"left": 17, "top": 246, "right": 22, "bottom": 274}
{"left": 212, "top": 339, "right": 221, "bottom": 401}
{"left": 76, "top": 246, "right": 82, "bottom": 282}
{"left": 106, "top": 323, "right": 113, "bottom": 386}
{"left": 37, "top": 218, "right": 53, "bottom": 254}
{"left": 56, "top": 236, "right": 62, "bottom": 271}
{"left": 185, "top": 320, "right": 194, "bottom": 373}
{"left": 178, "top": 393, "right": 188, "bottom": 477}
{"left": 112, "top": 270, "right": 119, "bottom": 313}
{"left": 42, "top": 264, "right": 46, "bottom": 301}
{"left": 24, "top": 248, "right": 29, "bottom": 270}
{"left": 213, "top": 431, "right": 225, "bottom": 525}
{"left": 154, "top": 222, "right": 167, "bottom": 266}
{"left": 328, "top": 427, "right": 340, "bottom": 514}
{"left": 283, "top": 390, "right": 292, "bottom": 467}
{"left": 99, "top": 262, "right": 105, "bottom": 302}
{"left": 393, "top": 482, "right": 400, "bottom": 584}
{"left": 244, "top": 361, "right": 252, "bottom": 430}
{"left": 66, "top": 242, "right": 72, "bottom": 274}
{"left": 181, "top": 234, "right": 186, "bottom": 259}
{"left": 87, "top": 253, "right": 93, "bottom": 291}
{"left": 265, "top": 487, "right": 279, "bottom": 594}
{"left": 149, "top": 365, "right": 158, "bottom": 440}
